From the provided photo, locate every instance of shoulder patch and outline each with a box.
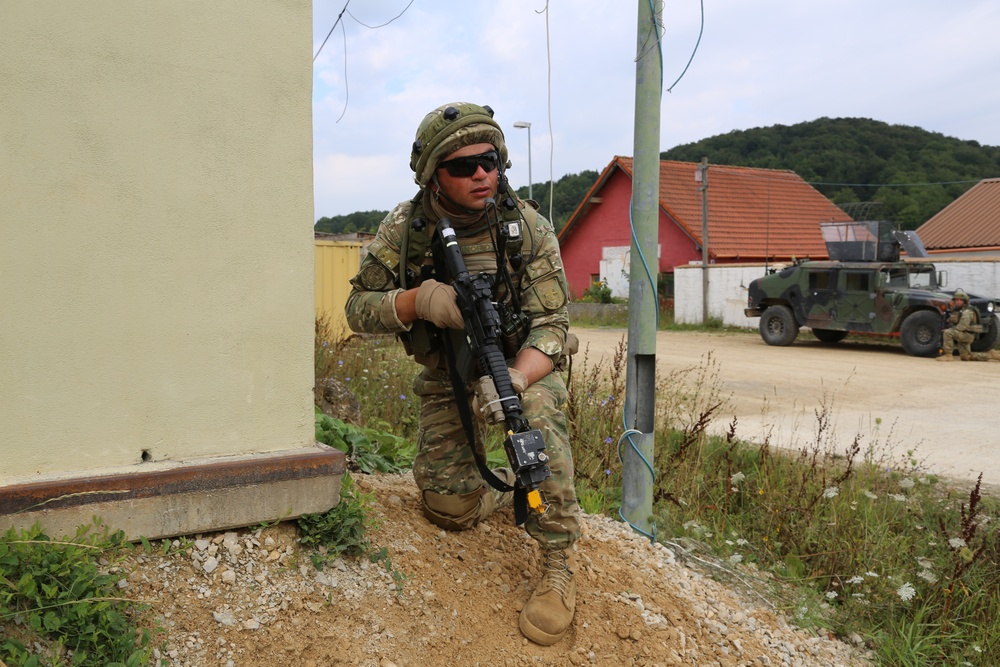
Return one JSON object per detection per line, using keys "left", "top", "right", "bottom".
{"left": 358, "top": 262, "right": 394, "bottom": 291}
{"left": 525, "top": 256, "right": 556, "bottom": 283}
{"left": 368, "top": 237, "right": 400, "bottom": 271}
{"left": 533, "top": 276, "right": 567, "bottom": 311}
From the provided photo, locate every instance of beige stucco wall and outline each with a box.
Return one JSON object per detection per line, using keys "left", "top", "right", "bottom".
{"left": 0, "top": 2, "right": 315, "bottom": 482}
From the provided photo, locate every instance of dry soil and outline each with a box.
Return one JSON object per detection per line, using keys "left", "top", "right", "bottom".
{"left": 128, "top": 472, "right": 870, "bottom": 667}
{"left": 573, "top": 328, "right": 1000, "bottom": 488}
{"left": 114, "top": 328, "right": 952, "bottom": 667}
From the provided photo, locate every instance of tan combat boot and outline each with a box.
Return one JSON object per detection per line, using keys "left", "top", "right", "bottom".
{"left": 989, "top": 350, "right": 1000, "bottom": 362}
{"left": 935, "top": 353, "right": 955, "bottom": 362}
{"left": 519, "top": 548, "right": 576, "bottom": 646}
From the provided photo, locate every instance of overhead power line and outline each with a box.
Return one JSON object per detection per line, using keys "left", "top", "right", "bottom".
{"left": 806, "top": 178, "right": 990, "bottom": 188}
{"left": 313, "top": 1, "right": 350, "bottom": 63}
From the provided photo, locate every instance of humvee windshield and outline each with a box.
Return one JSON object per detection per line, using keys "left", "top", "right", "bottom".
{"left": 880, "top": 266, "right": 936, "bottom": 290}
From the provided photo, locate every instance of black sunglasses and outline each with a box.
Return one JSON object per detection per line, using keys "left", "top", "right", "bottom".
{"left": 437, "top": 150, "right": 500, "bottom": 178}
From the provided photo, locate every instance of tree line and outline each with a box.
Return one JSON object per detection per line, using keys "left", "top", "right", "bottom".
{"left": 662, "top": 117, "right": 1000, "bottom": 230}
{"left": 317, "top": 118, "right": 1000, "bottom": 233}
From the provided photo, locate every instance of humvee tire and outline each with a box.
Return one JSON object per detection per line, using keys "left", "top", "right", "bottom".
{"left": 900, "top": 310, "right": 941, "bottom": 357}
{"left": 760, "top": 305, "right": 798, "bottom": 346}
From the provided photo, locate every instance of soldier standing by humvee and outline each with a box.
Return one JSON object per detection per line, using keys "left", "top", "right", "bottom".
{"left": 938, "top": 289, "right": 1000, "bottom": 362}
{"left": 344, "top": 102, "right": 580, "bottom": 645}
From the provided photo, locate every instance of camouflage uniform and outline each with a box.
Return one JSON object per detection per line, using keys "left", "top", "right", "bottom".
{"left": 942, "top": 305, "right": 993, "bottom": 361}
{"left": 345, "top": 198, "right": 581, "bottom": 551}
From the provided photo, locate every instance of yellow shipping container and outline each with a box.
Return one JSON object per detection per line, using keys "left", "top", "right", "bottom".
{"left": 315, "top": 240, "right": 363, "bottom": 342}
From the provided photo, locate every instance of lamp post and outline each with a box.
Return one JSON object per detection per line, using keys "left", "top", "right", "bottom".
{"left": 513, "top": 121, "right": 532, "bottom": 200}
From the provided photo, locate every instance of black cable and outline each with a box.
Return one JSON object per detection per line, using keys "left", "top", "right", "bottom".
{"left": 313, "top": 1, "right": 351, "bottom": 62}
{"left": 347, "top": 0, "right": 415, "bottom": 28}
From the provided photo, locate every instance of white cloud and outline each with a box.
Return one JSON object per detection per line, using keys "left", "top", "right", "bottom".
{"left": 312, "top": 0, "right": 1000, "bottom": 218}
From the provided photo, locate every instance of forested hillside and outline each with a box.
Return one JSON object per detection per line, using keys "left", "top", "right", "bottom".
{"left": 317, "top": 118, "right": 1000, "bottom": 233}
{"left": 662, "top": 117, "right": 1000, "bottom": 229}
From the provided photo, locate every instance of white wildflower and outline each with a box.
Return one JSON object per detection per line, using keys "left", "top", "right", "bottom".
{"left": 890, "top": 494, "right": 907, "bottom": 502}
{"left": 736, "top": 538, "right": 748, "bottom": 546}
{"left": 823, "top": 486, "right": 839, "bottom": 499}
{"left": 917, "top": 569, "right": 938, "bottom": 584}
{"left": 898, "top": 478, "right": 915, "bottom": 489}
{"left": 916, "top": 557, "right": 933, "bottom": 569}
{"left": 846, "top": 576, "right": 864, "bottom": 585}
{"left": 825, "top": 591, "right": 838, "bottom": 600}
{"left": 865, "top": 571, "right": 879, "bottom": 578}
{"left": 730, "top": 471, "right": 746, "bottom": 485}
{"left": 863, "top": 490, "right": 878, "bottom": 500}
{"left": 896, "top": 582, "right": 916, "bottom": 602}
{"left": 729, "top": 554, "right": 743, "bottom": 564}
{"left": 949, "top": 537, "right": 967, "bottom": 549}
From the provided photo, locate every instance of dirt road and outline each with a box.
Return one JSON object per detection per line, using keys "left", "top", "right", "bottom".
{"left": 573, "top": 328, "right": 1000, "bottom": 488}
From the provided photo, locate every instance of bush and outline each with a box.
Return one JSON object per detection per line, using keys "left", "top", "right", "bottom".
{"left": 580, "top": 280, "right": 613, "bottom": 304}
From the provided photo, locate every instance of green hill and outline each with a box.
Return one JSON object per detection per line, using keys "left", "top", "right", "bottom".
{"left": 661, "top": 117, "right": 1000, "bottom": 229}
{"left": 317, "top": 118, "right": 1000, "bottom": 233}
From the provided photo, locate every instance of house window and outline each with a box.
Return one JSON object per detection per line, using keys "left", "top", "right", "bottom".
{"left": 590, "top": 274, "right": 601, "bottom": 286}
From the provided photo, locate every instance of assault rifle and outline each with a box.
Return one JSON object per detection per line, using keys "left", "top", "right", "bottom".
{"left": 431, "top": 216, "right": 551, "bottom": 523}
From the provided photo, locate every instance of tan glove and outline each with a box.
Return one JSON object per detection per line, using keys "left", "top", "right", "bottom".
{"left": 472, "top": 367, "right": 529, "bottom": 423}
{"left": 507, "top": 367, "right": 528, "bottom": 395}
{"left": 414, "top": 279, "right": 464, "bottom": 329}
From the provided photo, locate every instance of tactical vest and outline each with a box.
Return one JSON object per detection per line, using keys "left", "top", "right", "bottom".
{"left": 398, "top": 194, "right": 539, "bottom": 363}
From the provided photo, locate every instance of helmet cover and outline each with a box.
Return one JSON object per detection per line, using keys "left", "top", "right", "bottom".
{"left": 410, "top": 102, "right": 508, "bottom": 186}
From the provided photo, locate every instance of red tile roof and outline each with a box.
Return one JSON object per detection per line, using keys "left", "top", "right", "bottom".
{"left": 560, "top": 157, "right": 852, "bottom": 261}
{"left": 916, "top": 178, "right": 1000, "bottom": 250}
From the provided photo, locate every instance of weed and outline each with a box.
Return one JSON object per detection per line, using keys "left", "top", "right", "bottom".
{"left": 296, "top": 474, "right": 408, "bottom": 592}
{"left": 0, "top": 519, "right": 160, "bottom": 667}
{"left": 315, "top": 408, "right": 415, "bottom": 474}
{"left": 564, "top": 329, "right": 1000, "bottom": 665}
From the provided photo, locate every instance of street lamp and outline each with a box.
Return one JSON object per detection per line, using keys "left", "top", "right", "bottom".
{"left": 512, "top": 121, "right": 532, "bottom": 200}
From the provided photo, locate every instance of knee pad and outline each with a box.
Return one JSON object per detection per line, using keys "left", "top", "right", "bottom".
{"left": 422, "top": 488, "right": 490, "bottom": 531}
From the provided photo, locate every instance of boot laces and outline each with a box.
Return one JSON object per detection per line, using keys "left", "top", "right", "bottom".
{"left": 541, "top": 549, "right": 572, "bottom": 597}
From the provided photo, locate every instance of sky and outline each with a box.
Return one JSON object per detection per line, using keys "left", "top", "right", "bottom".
{"left": 312, "top": 1, "right": 1000, "bottom": 220}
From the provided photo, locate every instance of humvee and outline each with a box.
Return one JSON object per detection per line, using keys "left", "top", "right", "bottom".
{"left": 744, "top": 221, "right": 999, "bottom": 357}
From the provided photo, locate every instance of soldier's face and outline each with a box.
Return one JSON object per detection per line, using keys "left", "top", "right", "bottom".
{"left": 434, "top": 142, "right": 499, "bottom": 210}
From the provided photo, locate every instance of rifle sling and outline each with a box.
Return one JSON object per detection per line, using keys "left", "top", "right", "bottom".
{"left": 439, "top": 325, "right": 529, "bottom": 526}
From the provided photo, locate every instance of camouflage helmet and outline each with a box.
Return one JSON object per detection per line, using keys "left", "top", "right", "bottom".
{"left": 953, "top": 289, "right": 969, "bottom": 302}
{"left": 409, "top": 102, "right": 508, "bottom": 186}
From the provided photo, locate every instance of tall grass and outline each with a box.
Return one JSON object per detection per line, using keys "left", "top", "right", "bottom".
{"left": 567, "top": 334, "right": 1000, "bottom": 666}
{"left": 319, "top": 322, "right": 1000, "bottom": 665}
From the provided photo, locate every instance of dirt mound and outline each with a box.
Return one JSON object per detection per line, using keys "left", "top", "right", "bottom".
{"left": 128, "top": 472, "right": 871, "bottom": 666}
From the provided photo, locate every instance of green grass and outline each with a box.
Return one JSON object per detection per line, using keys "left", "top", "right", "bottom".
{"left": 0, "top": 520, "right": 161, "bottom": 667}
{"left": 319, "top": 320, "right": 1000, "bottom": 666}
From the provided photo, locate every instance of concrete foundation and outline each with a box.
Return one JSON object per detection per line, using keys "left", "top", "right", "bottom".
{"left": 0, "top": 443, "right": 346, "bottom": 541}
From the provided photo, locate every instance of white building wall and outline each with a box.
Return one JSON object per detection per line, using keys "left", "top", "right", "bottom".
{"left": 600, "top": 245, "right": 661, "bottom": 299}
{"left": 675, "top": 263, "right": 772, "bottom": 326}
{"left": 932, "top": 259, "right": 1000, "bottom": 297}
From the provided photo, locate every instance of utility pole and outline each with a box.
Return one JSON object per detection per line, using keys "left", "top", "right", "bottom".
{"left": 621, "top": 0, "right": 661, "bottom": 541}
{"left": 696, "top": 157, "right": 709, "bottom": 322}
{"left": 513, "top": 121, "right": 532, "bottom": 200}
